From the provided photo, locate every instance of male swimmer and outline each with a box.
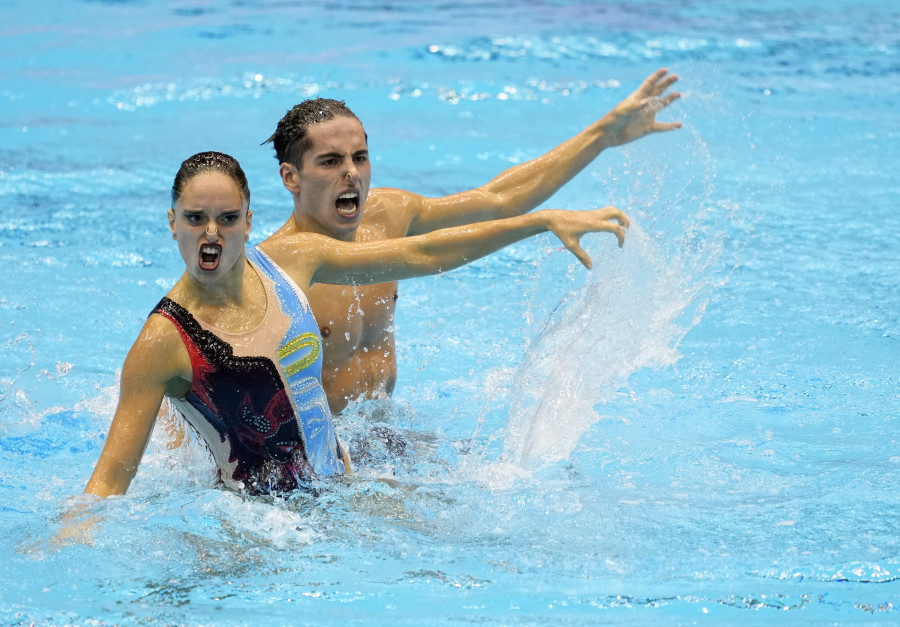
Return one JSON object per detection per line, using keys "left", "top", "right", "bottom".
{"left": 262, "top": 68, "right": 681, "bottom": 412}
{"left": 84, "top": 151, "right": 629, "bottom": 498}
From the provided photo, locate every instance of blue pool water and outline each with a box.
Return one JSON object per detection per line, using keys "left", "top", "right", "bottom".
{"left": 2, "top": 0, "right": 898, "bottom": 624}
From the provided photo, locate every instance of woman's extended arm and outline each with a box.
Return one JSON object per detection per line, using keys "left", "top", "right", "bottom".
{"left": 270, "top": 206, "right": 629, "bottom": 288}
{"left": 84, "top": 316, "right": 188, "bottom": 497}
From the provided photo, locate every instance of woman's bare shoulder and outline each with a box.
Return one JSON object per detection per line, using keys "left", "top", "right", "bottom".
{"left": 121, "top": 307, "right": 192, "bottom": 384}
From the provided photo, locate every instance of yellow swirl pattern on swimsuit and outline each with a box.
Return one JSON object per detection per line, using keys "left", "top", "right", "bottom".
{"left": 246, "top": 245, "right": 343, "bottom": 476}
{"left": 278, "top": 332, "right": 320, "bottom": 377}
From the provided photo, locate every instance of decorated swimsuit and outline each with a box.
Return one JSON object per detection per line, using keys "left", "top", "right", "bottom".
{"left": 152, "top": 246, "right": 345, "bottom": 494}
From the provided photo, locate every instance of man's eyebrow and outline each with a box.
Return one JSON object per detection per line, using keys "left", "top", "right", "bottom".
{"left": 313, "top": 147, "right": 368, "bottom": 160}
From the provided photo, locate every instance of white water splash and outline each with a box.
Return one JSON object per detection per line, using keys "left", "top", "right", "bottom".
{"left": 503, "top": 225, "right": 713, "bottom": 470}
{"left": 495, "top": 82, "right": 745, "bottom": 473}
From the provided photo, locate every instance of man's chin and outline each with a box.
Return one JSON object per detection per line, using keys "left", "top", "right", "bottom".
{"left": 330, "top": 214, "right": 362, "bottom": 237}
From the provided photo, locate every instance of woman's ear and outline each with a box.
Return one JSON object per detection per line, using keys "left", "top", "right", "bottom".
{"left": 280, "top": 162, "right": 301, "bottom": 194}
{"left": 167, "top": 208, "right": 177, "bottom": 240}
{"left": 245, "top": 209, "right": 253, "bottom": 241}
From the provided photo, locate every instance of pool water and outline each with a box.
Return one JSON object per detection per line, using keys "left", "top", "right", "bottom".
{"left": 2, "top": 0, "right": 898, "bottom": 624}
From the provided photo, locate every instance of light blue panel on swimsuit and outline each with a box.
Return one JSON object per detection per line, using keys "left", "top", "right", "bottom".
{"left": 246, "top": 246, "right": 344, "bottom": 476}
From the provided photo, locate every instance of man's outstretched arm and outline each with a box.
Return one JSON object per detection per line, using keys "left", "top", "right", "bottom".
{"left": 404, "top": 68, "right": 681, "bottom": 236}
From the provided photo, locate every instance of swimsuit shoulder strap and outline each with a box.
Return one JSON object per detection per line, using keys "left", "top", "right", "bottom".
{"left": 246, "top": 246, "right": 312, "bottom": 314}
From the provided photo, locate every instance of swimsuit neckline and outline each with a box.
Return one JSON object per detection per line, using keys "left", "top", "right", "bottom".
{"left": 178, "top": 259, "right": 272, "bottom": 339}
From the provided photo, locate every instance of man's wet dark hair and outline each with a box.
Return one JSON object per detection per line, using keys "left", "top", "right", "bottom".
{"left": 263, "top": 98, "right": 364, "bottom": 169}
{"left": 171, "top": 151, "right": 250, "bottom": 208}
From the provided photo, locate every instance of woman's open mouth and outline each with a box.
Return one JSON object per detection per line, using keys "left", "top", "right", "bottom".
{"left": 199, "top": 243, "right": 221, "bottom": 271}
{"left": 335, "top": 191, "right": 360, "bottom": 219}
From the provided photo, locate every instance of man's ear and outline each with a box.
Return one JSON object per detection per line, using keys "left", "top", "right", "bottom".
{"left": 167, "top": 209, "right": 177, "bottom": 240}
{"left": 280, "top": 163, "right": 301, "bottom": 194}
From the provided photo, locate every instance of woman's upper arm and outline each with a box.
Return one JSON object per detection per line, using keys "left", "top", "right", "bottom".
{"left": 84, "top": 316, "right": 188, "bottom": 497}
{"left": 258, "top": 235, "right": 397, "bottom": 288}
{"left": 309, "top": 236, "right": 427, "bottom": 286}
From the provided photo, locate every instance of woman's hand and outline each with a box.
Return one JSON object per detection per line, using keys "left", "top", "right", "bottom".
{"left": 542, "top": 206, "right": 630, "bottom": 269}
{"left": 52, "top": 496, "right": 101, "bottom": 547}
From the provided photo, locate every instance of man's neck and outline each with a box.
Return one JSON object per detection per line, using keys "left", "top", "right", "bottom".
{"left": 274, "top": 212, "right": 358, "bottom": 242}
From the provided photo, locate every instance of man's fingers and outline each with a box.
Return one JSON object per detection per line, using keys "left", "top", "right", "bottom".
{"left": 661, "top": 92, "right": 681, "bottom": 106}
{"left": 654, "top": 121, "right": 683, "bottom": 132}
{"left": 646, "top": 90, "right": 681, "bottom": 131}
{"left": 641, "top": 69, "right": 679, "bottom": 97}
{"left": 648, "top": 90, "right": 680, "bottom": 112}
{"left": 651, "top": 74, "right": 679, "bottom": 97}
{"left": 641, "top": 68, "right": 670, "bottom": 94}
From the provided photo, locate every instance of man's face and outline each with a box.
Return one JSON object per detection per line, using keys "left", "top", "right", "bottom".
{"left": 290, "top": 116, "right": 371, "bottom": 240}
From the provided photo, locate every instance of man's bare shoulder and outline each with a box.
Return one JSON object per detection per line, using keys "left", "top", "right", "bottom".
{"left": 257, "top": 219, "right": 332, "bottom": 253}
{"left": 365, "top": 187, "right": 426, "bottom": 237}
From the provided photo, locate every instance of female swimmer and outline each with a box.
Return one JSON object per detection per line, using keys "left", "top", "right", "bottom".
{"left": 84, "top": 151, "right": 629, "bottom": 497}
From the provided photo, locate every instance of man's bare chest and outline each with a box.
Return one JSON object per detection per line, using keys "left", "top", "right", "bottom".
{"left": 306, "top": 281, "right": 398, "bottom": 354}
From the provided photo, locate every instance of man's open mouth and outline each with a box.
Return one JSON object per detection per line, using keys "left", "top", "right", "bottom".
{"left": 335, "top": 191, "right": 360, "bottom": 218}
{"left": 199, "top": 244, "right": 221, "bottom": 271}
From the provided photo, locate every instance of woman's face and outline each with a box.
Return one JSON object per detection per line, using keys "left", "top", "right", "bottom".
{"left": 168, "top": 171, "right": 251, "bottom": 286}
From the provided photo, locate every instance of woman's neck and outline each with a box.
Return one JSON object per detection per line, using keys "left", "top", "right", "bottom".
{"left": 171, "top": 258, "right": 268, "bottom": 333}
